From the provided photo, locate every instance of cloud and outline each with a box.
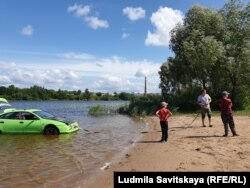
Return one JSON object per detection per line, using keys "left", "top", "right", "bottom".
{"left": 145, "top": 7, "right": 184, "bottom": 47}
{"left": 123, "top": 7, "right": 146, "bottom": 21}
{"left": 60, "top": 52, "right": 95, "bottom": 60}
{"left": 68, "top": 3, "right": 109, "bottom": 30}
{"left": 135, "top": 68, "right": 150, "bottom": 77}
{"left": 0, "top": 76, "right": 11, "bottom": 84}
{"left": 93, "top": 75, "right": 135, "bottom": 92}
{"left": 0, "top": 60, "right": 81, "bottom": 90}
{"left": 67, "top": 4, "right": 91, "bottom": 17}
{"left": 0, "top": 55, "right": 161, "bottom": 93}
{"left": 84, "top": 16, "right": 109, "bottom": 29}
{"left": 0, "top": 61, "right": 16, "bottom": 70}
{"left": 20, "top": 25, "right": 34, "bottom": 36}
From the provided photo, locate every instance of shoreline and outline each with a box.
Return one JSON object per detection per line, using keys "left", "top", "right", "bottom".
{"left": 84, "top": 115, "right": 250, "bottom": 187}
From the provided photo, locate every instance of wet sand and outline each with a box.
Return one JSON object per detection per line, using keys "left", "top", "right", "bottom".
{"left": 84, "top": 115, "right": 250, "bottom": 187}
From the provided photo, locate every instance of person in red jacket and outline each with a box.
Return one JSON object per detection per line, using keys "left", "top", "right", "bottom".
{"left": 219, "top": 91, "right": 239, "bottom": 137}
{"left": 156, "top": 102, "right": 172, "bottom": 142}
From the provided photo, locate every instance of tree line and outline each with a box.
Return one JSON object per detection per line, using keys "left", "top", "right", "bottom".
{"left": 0, "top": 85, "right": 138, "bottom": 101}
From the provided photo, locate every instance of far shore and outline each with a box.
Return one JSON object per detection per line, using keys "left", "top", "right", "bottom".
{"left": 84, "top": 114, "right": 250, "bottom": 187}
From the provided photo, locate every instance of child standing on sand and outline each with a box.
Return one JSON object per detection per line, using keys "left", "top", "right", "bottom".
{"left": 156, "top": 102, "right": 172, "bottom": 143}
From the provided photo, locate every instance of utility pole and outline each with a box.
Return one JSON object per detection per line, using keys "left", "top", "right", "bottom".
{"left": 144, "top": 76, "right": 147, "bottom": 96}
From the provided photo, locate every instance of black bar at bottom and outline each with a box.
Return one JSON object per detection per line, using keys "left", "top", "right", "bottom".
{"left": 114, "top": 172, "right": 250, "bottom": 188}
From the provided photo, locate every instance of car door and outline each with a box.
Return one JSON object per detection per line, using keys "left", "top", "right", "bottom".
{"left": 0, "top": 112, "right": 25, "bottom": 133}
{"left": 20, "top": 112, "right": 42, "bottom": 133}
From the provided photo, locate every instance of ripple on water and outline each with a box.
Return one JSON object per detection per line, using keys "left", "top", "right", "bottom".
{"left": 0, "top": 101, "right": 146, "bottom": 187}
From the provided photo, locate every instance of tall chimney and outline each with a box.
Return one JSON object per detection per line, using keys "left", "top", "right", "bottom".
{"left": 144, "top": 76, "right": 147, "bottom": 96}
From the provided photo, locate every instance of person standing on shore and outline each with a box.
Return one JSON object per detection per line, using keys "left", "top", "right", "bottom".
{"left": 197, "top": 89, "right": 212, "bottom": 127}
{"left": 156, "top": 102, "right": 172, "bottom": 143}
{"left": 219, "top": 91, "right": 239, "bottom": 137}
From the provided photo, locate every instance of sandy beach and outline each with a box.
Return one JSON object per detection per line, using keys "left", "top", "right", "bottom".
{"left": 84, "top": 114, "right": 250, "bottom": 187}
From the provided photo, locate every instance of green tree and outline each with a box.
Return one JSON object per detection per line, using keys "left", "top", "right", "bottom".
{"left": 219, "top": 0, "right": 250, "bottom": 102}
{"left": 168, "top": 5, "right": 224, "bottom": 90}
{"left": 159, "top": 1, "right": 250, "bottom": 110}
{"left": 82, "top": 89, "right": 91, "bottom": 100}
{"left": 118, "top": 92, "right": 131, "bottom": 100}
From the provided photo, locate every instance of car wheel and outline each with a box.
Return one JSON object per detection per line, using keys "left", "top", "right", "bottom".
{"left": 44, "top": 126, "right": 59, "bottom": 135}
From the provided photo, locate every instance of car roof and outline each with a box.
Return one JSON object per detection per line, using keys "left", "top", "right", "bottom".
{"left": 0, "top": 98, "right": 8, "bottom": 103}
{"left": 3, "top": 108, "right": 42, "bottom": 113}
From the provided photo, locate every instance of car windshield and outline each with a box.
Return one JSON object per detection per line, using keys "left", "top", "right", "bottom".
{"left": 33, "top": 110, "right": 56, "bottom": 119}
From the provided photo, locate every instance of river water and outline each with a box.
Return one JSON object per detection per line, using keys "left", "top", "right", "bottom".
{"left": 0, "top": 101, "right": 146, "bottom": 188}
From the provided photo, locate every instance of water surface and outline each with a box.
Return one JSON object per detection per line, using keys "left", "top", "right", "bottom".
{"left": 0, "top": 101, "right": 146, "bottom": 187}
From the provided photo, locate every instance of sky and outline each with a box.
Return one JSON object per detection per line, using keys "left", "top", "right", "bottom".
{"left": 0, "top": 0, "right": 249, "bottom": 94}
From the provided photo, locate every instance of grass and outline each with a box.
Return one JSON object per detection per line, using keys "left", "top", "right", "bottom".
{"left": 88, "top": 105, "right": 119, "bottom": 116}
{"left": 170, "top": 110, "right": 250, "bottom": 116}
{"left": 233, "top": 110, "right": 250, "bottom": 116}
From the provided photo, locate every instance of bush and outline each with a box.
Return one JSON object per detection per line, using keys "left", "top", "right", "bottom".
{"left": 123, "top": 95, "right": 162, "bottom": 116}
{"left": 88, "top": 105, "right": 118, "bottom": 116}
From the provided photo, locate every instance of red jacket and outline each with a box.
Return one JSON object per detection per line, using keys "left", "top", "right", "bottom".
{"left": 156, "top": 108, "right": 171, "bottom": 121}
{"left": 219, "top": 98, "right": 233, "bottom": 114}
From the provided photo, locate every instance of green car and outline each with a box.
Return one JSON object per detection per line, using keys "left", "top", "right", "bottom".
{"left": 0, "top": 108, "right": 80, "bottom": 135}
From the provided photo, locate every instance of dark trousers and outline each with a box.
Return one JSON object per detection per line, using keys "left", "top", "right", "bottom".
{"left": 160, "top": 121, "right": 168, "bottom": 141}
{"left": 221, "top": 113, "right": 237, "bottom": 135}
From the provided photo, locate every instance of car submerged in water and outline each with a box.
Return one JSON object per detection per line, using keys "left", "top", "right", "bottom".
{"left": 0, "top": 99, "right": 79, "bottom": 135}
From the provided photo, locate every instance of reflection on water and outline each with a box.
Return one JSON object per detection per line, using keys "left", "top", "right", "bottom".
{"left": 0, "top": 101, "right": 146, "bottom": 187}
